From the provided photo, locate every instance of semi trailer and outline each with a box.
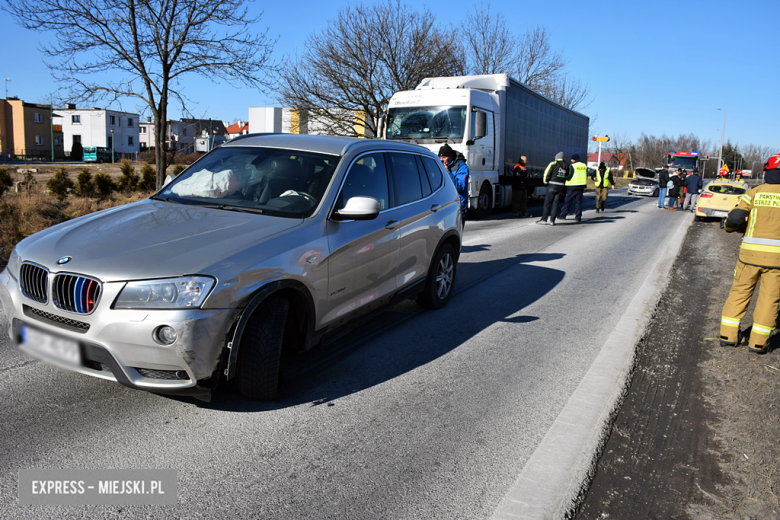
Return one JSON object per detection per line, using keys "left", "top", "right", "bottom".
{"left": 382, "top": 74, "right": 589, "bottom": 218}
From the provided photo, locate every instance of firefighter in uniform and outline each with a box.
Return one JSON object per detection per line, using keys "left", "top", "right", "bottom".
{"left": 720, "top": 153, "right": 780, "bottom": 354}
{"left": 558, "top": 154, "right": 588, "bottom": 222}
{"left": 593, "top": 161, "right": 615, "bottom": 213}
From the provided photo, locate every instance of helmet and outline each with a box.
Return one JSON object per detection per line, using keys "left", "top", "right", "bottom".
{"left": 764, "top": 153, "right": 780, "bottom": 171}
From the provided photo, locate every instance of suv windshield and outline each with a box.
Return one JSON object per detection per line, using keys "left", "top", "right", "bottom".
{"left": 386, "top": 106, "right": 467, "bottom": 142}
{"left": 158, "top": 146, "right": 340, "bottom": 218}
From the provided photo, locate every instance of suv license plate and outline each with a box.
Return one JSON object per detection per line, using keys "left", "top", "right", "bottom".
{"left": 712, "top": 210, "right": 728, "bottom": 217}
{"left": 21, "top": 325, "right": 81, "bottom": 365}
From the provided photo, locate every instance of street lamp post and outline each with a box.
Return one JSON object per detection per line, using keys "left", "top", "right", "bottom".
{"left": 110, "top": 128, "right": 115, "bottom": 163}
{"left": 717, "top": 108, "right": 727, "bottom": 171}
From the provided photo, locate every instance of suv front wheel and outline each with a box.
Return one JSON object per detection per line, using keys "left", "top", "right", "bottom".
{"left": 236, "top": 296, "right": 289, "bottom": 400}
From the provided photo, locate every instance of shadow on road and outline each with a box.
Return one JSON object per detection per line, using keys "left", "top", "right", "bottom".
{"left": 203, "top": 252, "right": 567, "bottom": 412}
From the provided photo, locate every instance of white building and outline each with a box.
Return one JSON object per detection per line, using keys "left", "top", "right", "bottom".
{"left": 53, "top": 105, "right": 140, "bottom": 157}
{"left": 248, "top": 106, "right": 372, "bottom": 137}
{"left": 139, "top": 118, "right": 182, "bottom": 152}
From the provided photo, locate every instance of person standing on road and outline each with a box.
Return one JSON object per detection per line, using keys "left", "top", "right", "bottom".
{"left": 678, "top": 168, "right": 687, "bottom": 208}
{"left": 558, "top": 154, "right": 588, "bottom": 222}
{"left": 511, "top": 156, "right": 530, "bottom": 218}
{"left": 667, "top": 171, "right": 681, "bottom": 210}
{"left": 536, "top": 152, "right": 568, "bottom": 226}
{"left": 720, "top": 153, "right": 780, "bottom": 354}
{"left": 593, "top": 161, "right": 615, "bottom": 213}
{"left": 658, "top": 166, "right": 670, "bottom": 208}
{"left": 438, "top": 144, "right": 469, "bottom": 228}
{"left": 683, "top": 168, "right": 703, "bottom": 212}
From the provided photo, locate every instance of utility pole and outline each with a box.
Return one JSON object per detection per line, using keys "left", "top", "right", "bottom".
{"left": 717, "top": 108, "right": 727, "bottom": 170}
{"left": 50, "top": 95, "right": 54, "bottom": 161}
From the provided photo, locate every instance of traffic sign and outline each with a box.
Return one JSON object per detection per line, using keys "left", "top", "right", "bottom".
{"left": 592, "top": 136, "right": 610, "bottom": 142}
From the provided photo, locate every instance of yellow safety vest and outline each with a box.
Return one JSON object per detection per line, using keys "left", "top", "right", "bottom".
{"left": 595, "top": 168, "right": 611, "bottom": 188}
{"left": 566, "top": 162, "right": 588, "bottom": 187}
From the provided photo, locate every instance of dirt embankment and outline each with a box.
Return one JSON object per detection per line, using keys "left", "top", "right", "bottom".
{"left": 575, "top": 219, "right": 780, "bottom": 520}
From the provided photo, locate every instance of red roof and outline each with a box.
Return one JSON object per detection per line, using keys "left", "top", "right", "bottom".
{"left": 226, "top": 121, "right": 249, "bottom": 134}
{"left": 587, "top": 152, "right": 628, "bottom": 165}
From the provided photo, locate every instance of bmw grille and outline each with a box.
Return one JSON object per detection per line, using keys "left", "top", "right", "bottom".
{"left": 53, "top": 273, "right": 102, "bottom": 314}
{"left": 19, "top": 263, "right": 49, "bottom": 304}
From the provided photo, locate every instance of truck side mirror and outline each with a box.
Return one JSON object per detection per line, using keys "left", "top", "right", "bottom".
{"left": 474, "top": 111, "right": 487, "bottom": 140}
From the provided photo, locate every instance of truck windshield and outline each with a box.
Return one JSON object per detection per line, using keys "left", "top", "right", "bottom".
{"left": 386, "top": 106, "right": 467, "bottom": 142}
{"left": 667, "top": 155, "right": 698, "bottom": 170}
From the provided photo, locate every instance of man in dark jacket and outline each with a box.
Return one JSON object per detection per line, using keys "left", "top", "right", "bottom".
{"left": 667, "top": 171, "right": 682, "bottom": 210}
{"left": 510, "top": 156, "right": 530, "bottom": 218}
{"left": 683, "top": 168, "right": 703, "bottom": 212}
{"left": 658, "top": 167, "right": 670, "bottom": 208}
{"left": 536, "top": 152, "right": 567, "bottom": 225}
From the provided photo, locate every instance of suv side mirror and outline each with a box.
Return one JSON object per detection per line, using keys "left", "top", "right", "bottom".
{"left": 332, "top": 196, "right": 381, "bottom": 221}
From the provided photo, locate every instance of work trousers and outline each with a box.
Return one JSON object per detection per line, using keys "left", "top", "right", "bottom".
{"left": 721, "top": 261, "right": 780, "bottom": 349}
{"left": 541, "top": 188, "right": 564, "bottom": 222}
{"left": 658, "top": 187, "right": 667, "bottom": 207}
{"left": 512, "top": 186, "right": 528, "bottom": 214}
{"left": 595, "top": 187, "right": 609, "bottom": 210}
{"left": 683, "top": 192, "right": 699, "bottom": 211}
{"left": 559, "top": 187, "right": 585, "bottom": 219}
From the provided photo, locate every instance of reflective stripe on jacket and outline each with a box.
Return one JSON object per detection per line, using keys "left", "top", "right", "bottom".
{"left": 566, "top": 161, "right": 588, "bottom": 187}
{"left": 543, "top": 160, "right": 568, "bottom": 186}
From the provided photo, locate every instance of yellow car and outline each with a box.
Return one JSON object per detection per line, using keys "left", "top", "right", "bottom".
{"left": 695, "top": 180, "right": 749, "bottom": 221}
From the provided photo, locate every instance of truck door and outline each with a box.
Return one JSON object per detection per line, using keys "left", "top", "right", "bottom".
{"left": 470, "top": 110, "right": 495, "bottom": 171}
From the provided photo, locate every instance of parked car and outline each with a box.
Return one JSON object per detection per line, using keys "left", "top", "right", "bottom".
{"left": 627, "top": 167, "right": 659, "bottom": 197}
{"left": 0, "top": 134, "right": 463, "bottom": 401}
{"left": 695, "top": 180, "right": 749, "bottom": 221}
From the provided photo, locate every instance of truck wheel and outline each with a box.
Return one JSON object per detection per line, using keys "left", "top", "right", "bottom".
{"left": 417, "top": 243, "right": 456, "bottom": 310}
{"left": 236, "top": 296, "right": 289, "bottom": 400}
{"left": 472, "top": 183, "right": 491, "bottom": 219}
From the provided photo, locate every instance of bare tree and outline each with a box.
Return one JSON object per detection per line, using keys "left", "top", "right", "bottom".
{"left": 462, "top": 3, "right": 515, "bottom": 75}
{"left": 277, "top": 0, "right": 462, "bottom": 137}
{"left": 4, "top": 0, "right": 276, "bottom": 187}
{"left": 460, "top": 7, "right": 591, "bottom": 112}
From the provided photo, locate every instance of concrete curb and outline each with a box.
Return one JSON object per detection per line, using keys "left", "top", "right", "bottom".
{"left": 492, "top": 213, "right": 694, "bottom": 520}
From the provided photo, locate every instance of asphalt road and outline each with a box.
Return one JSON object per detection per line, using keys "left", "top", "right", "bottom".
{"left": 0, "top": 189, "right": 689, "bottom": 519}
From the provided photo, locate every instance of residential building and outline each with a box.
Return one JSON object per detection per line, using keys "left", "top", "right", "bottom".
{"left": 52, "top": 105, "right": 140, "bottom": 159}
{"left": 225, "top": 120, "right": 250, "bottom": 139}
{"left": 177, "top": 119, "right": 228, "bottom": 154}
{"left": 0, "top": 97, "right": 63, "bottom": 159}
{"left": 587, "top": 152, "right": 628, "bottom": 171}
{"left": 138, "top": 118, "right": 182, "bottom": 152}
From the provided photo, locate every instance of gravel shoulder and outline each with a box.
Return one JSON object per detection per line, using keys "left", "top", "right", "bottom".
{"left": 575, "top": 217, "right": 780, "bottom": 519}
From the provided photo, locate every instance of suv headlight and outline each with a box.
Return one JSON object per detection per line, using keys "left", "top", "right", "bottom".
{"left": 6, "top": 246, "right": 20, "bottom": 280}
{"left": 114, "top": 276, "right": 215, "bottom": 309}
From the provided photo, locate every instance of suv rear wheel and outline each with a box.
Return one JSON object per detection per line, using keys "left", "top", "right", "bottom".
{"left": 236, "top": 296, "right": 289, "bottom": 400}
{"left": 417, "top": 243, "right": 456, "bottom": 309}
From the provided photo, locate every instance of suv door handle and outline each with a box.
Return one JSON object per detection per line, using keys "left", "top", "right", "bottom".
{"left": 430, "top": 204, "right": 442, "bottom": 212}
{"left": 385, "top": 220, "right": 399, "bottom": 229}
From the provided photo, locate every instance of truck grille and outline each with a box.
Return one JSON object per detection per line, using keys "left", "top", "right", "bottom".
{"left": 53, "top": 273, "right": 102, "bottom": 314}
{"left": 20, "top": 263, "right": 49, "bottom": 304}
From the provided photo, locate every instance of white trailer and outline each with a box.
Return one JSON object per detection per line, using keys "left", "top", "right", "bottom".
{"left": 383, "top": 74, "right": 589, "bottom": 218}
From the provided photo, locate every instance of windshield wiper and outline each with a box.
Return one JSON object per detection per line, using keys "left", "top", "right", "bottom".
{"left": 388, "top": 136, "right": 419, "bottom": 144}
{"left": 201, "top": 204, "right": 265, "bottom": 214}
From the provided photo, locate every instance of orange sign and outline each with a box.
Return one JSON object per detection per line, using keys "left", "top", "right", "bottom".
{"left": 52, "top": 125, "right": 62, "bottom": 132}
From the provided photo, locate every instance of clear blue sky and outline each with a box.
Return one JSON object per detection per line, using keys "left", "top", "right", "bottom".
{"left": 2, "top": 0, "right": 777, "bottom": 151}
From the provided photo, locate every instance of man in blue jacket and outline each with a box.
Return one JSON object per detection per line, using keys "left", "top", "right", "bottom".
{"left": 683, "top": 168, "right": 703, "bottom": 212}
{"left": 439, "top": 144, "right": 469, "bottom": 227}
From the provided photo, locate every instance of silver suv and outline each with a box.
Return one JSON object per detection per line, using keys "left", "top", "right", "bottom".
{"left": 0, "top": 134, "right": 462, "bottom": 400}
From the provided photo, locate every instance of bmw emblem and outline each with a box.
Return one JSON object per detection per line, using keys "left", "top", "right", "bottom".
{"left": 57, "top": 256, "right": 72, "bottom": 265}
